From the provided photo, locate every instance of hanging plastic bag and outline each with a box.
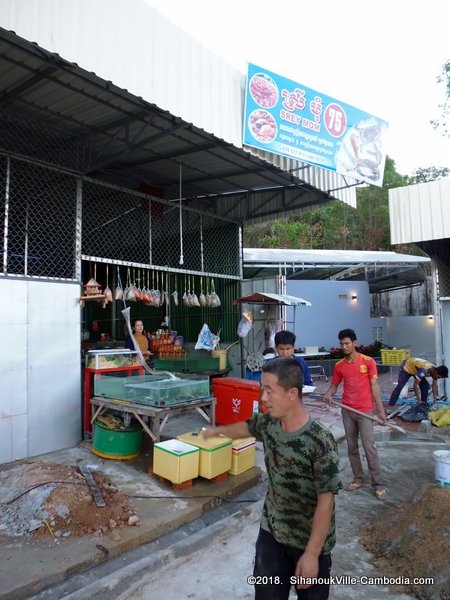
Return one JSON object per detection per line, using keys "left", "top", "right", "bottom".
{"left": 199, "top": 276, "right": 206, "bottom": 306}
{"left": 114, "top": 284, "right": 123, "bottom": 301}
{"left": 191, "top": 277, "right": 200, "bottom": 307}
{"left": 195, "top": 323, "right": 220, "bottom": 351}
{"left": 209, "top": 278, "right": 221, "bottom": 307}
{"left": 237, "top": 311, "right": 253, "bottom": 338}
{"left": 103, "top": 265, "right": 113, "bottom": 302}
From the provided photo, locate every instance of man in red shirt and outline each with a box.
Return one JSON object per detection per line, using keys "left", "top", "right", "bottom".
{"left": 323, "top": 329, "right": 387, "bottom": 501}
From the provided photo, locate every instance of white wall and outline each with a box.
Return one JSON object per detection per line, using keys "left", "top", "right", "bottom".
{"left": 0, "top": 279, "right": 81, "bottom": 464}
{"left": 383, "top": 316, "right": 436, "bottom": 362}
{"left": 286, "top": 280, "right": 372, "bottom": 348}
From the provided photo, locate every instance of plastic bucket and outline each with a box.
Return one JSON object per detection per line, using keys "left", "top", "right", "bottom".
{"left": 433, "top": 450, "right": 450, "bottom": 488}
{"left": 92, "top": 420, "right": 143, "bottom": 460}
{"left": 212, "top": 350, "right": 227, "bottom": 370}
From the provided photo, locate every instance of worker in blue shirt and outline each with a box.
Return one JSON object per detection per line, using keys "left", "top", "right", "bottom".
{"left": 273, "top": 330, "right": 314, "bottom": 386}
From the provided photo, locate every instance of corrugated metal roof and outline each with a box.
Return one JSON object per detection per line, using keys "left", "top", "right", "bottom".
{"left": 243, "top": 247, "right": 430, "bottom": 293}
{"left": 244, "top": 247, "right": 430, "bottom": 264}
{"left": 0, "top": 0, "right": 357, "bottom": 216}
{"left": 389, "top": 178, "right": 450, "bottom": 244}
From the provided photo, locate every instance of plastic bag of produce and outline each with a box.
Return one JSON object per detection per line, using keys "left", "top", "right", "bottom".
{"left": 195, "top": 323, "right": 220, "bottom": 351}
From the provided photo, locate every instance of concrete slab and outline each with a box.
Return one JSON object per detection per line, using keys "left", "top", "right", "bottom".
{"left": 27, "top": 435, "right": 449, "bottom": 600}
{"left": 0, "top": 437, "right": 262, "bottom": 600}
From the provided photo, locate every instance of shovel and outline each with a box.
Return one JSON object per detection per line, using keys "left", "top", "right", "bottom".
{"left": 328, "top": 398, "right": 439, "bottom": 440}
{"left": 329, "top": 398, "right": 407, "bottom": 434}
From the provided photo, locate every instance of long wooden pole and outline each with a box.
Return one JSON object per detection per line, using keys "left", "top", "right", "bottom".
{"left": 330, "top": 399, "right": 407, "bottom": 434}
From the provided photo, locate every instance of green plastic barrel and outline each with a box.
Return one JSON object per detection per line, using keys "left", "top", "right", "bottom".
{"left": 92, "top": 420, "right": 143, "bottom": 460}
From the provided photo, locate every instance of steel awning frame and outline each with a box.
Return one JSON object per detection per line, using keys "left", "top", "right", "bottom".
{"left": 242, "top": 248, "right": 431, "bottom": 293}
{"left": 0, "top": 27, "right": 346, "bottom": 224}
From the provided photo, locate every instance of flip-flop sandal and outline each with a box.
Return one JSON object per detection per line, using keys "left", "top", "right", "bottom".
{"left": 344, "top": 482, "right": 364, "bottom": 491}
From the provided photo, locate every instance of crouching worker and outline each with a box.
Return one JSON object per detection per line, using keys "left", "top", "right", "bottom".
{"left": 203, "top": 357, "right": 342, "bottom": 600}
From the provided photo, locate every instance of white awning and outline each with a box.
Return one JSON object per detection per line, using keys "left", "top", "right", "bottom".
{"left": 233, "top": 292, "right": 311, "bottom": 306}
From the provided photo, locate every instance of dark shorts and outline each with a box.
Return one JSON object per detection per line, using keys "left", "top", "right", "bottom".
{"left": 253, "top": 527, "right": 332, "bottom": 600}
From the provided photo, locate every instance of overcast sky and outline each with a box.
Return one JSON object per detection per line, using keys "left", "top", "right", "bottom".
{"left": 145, "top": 0, "right": 450, "bottom": 176}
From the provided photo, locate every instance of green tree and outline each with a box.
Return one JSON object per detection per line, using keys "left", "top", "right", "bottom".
{"left": 244, "top": 156, "right": 410, "bottom": 251}
{"left": 410, "top": 165, "right": 450, "bottom": 183}
{"left": 431, "top": 59, "right": 450, "bottom": 135}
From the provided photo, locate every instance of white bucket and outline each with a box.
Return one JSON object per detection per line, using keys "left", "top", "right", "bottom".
{"left": 433, "top": 450, "right": 450, "bottom": 488}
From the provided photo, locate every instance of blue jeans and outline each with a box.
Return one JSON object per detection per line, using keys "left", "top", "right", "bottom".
{"left": 388, "top": 361, "right": 429, "bottom": 406}
{"left": 253, "top": 527, "right": 332, "bottom": 600}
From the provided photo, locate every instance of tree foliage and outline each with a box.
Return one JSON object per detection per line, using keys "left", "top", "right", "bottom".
{"left": 410, "top": 165, "right": 450, "bottom": 183}
{"left": 244, "top": 156, "right": 412, "bottom": 252}
{"left": 431, "top": 59, "right": 450, "bottom": 135}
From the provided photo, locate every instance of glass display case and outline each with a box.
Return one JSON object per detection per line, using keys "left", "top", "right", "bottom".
{"left": 84, "top": 350, "right": 145, "bottom": 437}
{"left": 86, "top": 349, "right": 141, "bottom": 370}
{"left": 94, "top": 373, "right": 210, "bottom": 407}
{"left": 94, "top": 373, "right": 168, "bottom": 401}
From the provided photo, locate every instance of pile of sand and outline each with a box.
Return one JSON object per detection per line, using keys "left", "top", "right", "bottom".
{"left": 361, "top": 483, "right": 450, "bottom": 599}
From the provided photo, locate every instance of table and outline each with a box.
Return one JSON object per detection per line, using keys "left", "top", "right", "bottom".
{"left": 83, "top": 365, "right": 145, "bottom": 436}
{"left": 296, "top": 351, "right": 330, "bottom": 358}
{"left": 90, "top": 396, "right": 216, "bottom": 443}
{"left": 296, "top": 352, "right": 330, "bottom": 381}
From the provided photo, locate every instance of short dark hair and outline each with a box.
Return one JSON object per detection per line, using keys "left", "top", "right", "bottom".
{"left": 436, "top": 365, "right": 448, "bottom": 378}
{"left": 338, "top": 328, "right": 357, "bottom": 342}
{"left": 274, "top": 330, "right": 296, "bottom": 347}
{"left": 262, "top": 357, "right": 304, "bottom": 395}
{"left": 131, "top": 318, "right": 144, "bottom": 329}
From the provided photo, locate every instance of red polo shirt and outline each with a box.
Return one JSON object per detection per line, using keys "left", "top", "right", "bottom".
{"left": 331, "top": 353, "right": 378, "bottom": 413}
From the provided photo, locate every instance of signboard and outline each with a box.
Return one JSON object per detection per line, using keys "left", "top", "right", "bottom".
{"left": 243, "top": 63, "right": 389, "bottom": 187}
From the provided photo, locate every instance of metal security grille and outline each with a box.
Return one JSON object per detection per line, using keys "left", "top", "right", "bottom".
{"left": 2, "top": 157, "right": 78, "bottom": 279}
{"left": 81, "top": 179, "right": 240, "bottom": 277}
{"left": 1, "top": 155, "right": 240, "bottom": 280}
{"left": 82, "top": 181, "right": 151, "bottom": 266}
{"left": 0, "top": 112, "right": 87, "bottom": 171}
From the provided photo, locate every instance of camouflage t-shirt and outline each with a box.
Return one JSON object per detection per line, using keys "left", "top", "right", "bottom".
{"left": 247, "top": 413, "right": 342, "bottom": 554}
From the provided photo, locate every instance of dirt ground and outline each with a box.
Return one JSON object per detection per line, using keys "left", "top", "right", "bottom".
{"left": 0, "top": 461, "right": 139, "bottom": 541}
{"left": 361, "top": 484, "right": 450, "bottom": 600}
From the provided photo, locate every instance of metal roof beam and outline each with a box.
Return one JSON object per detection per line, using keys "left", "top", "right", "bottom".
{"left": 88, "top": 120, "right": 187, "bottom": 172}
{"left": 120, "top": 140, "right": 219, "bottom": 168}
{"left": 0, "top": 63, "right": 59, "bottom": 106}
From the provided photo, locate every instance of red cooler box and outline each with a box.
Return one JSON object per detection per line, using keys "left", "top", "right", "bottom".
{"left": 212, "top": 377, "right": 261, "bottom": 424}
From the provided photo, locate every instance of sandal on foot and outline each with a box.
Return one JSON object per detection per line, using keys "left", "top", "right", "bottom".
{"left": 344, "top": 482, "right": 364, "bottom": 491}
{"left": 374, "top": 488, "right": 387, "bottom": 501}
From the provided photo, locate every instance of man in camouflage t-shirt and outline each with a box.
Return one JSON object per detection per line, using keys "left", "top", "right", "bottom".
{"left": 204, "top": 357, "right": 342, "bottom": 600}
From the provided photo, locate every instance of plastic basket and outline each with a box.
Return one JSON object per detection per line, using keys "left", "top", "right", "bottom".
{"left": 380, "top": 349, "right": 410, "bottom": 365}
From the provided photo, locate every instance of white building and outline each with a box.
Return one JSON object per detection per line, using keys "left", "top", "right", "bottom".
{"left": 0, "top": 0, "right": 357, "bottom": 463}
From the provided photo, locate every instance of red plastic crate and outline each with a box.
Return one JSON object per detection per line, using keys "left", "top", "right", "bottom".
{"left": 212, "top": 377, "right": 261, "bottom": 424}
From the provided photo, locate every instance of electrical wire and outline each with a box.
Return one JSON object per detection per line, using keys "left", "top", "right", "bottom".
{"left": 1, "top": 479, "right": 260, "bottom": 505}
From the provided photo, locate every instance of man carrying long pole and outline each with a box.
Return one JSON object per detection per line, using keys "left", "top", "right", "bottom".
{"left": 323, "top": 328, "right": 387, "bottom": 501}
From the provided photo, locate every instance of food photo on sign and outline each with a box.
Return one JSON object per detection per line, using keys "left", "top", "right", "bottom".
{"left": 334, "top": 117, "right": 388, "bottom": 185}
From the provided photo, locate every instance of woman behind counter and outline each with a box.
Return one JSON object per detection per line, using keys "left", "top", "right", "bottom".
{"left": 125, "top": 318, "right": 154, "bottom": 368}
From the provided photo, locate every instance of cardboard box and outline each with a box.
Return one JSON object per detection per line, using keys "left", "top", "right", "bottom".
{"left": 177, "top": 432, "right": 232, "bottom": 479}
{"left": 229, "top": 437, "right": 256, "bottom": 475}
{"left": 153, "top": 439, "right": 199, "bottom": 484}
